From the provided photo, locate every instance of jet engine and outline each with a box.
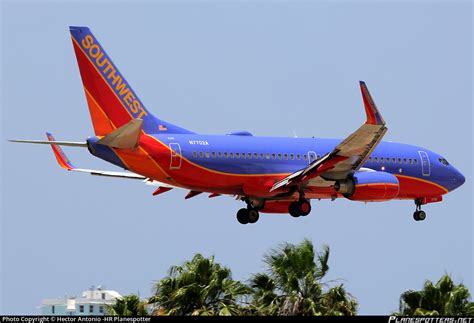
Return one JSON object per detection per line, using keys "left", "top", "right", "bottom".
{"left": 335, "top": 171, "right": 400, "bottom": 202}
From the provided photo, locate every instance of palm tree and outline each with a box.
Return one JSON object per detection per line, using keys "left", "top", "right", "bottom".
{"left": 106, "top": 294, "right": 148, "bottom": 316}
{"left": 249, "top": 239, "right": 357, "bottom": 315}
{"left": 399, "top": 274, "right": 474, "bottom": 316}
{"left": 149, "top": 254, "right": 250, "bottom": 316}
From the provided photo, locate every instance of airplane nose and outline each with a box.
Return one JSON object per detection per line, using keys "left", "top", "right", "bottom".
{"left": 450, "top": 167, "right": 465, "bottom": 191}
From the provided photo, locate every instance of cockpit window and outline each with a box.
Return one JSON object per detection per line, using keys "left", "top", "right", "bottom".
{"left": 438, "top": 158, "right": 449, "bottom": 166}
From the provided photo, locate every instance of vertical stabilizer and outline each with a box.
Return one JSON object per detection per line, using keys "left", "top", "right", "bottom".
{"left": 69, "top": 26, "right": 194, "bottom": 135}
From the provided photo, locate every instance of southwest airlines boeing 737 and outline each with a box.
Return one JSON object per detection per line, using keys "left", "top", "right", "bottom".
{"left": 11, "top": 26, "right": 465, "bottom": 224}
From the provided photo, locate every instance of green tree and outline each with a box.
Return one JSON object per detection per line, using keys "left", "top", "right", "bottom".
{"left": 398, "top": 274, "right": 474, "bottom": 316}
{"left": 106, "top": 294, "right": 148, "bottom": 316}
{"left": 149, "top": 254, "right": 250, "bottom": 316}
{"left": 249, "top": 239, "right": 357, "bottom": 315}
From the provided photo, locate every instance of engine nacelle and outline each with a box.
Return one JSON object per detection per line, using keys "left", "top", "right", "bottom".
{"left": 335, "top": 171, "right": 400, "bottom": 202}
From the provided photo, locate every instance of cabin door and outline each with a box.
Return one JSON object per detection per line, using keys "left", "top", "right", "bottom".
{"left": 169, "top": 143, "right": 182, "bottom": 170}
{"left": 418, "top": 151, "right": 430, "bottom": 177}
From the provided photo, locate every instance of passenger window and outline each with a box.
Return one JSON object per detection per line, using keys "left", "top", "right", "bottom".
{"left": 224, "top": 152, "right": 228, "bottom": 158}
{"left": 205, "top": 152, "right": 210, "bottom": 158}
{"left": 414, "top": 159, "right": 418, "bottom": 164}
{"left": 303, "top": 155, "right": 307, "bottom": 160}
{"left": 272, "top": 153, "right": 276, "bottom": 159}
{"left": 374, "top": 157, "right": 378, "bottom": 162}
{"left": 241, "top": 153, "right": 246, "bottom": 159}
{"left": 284, "top": 154, "right": 288, "bottom": 160}
{"left": 409, "top": 158, "right": 412, "bottom": 164}
{"left": 248, "top": 153, "right": 252, "bottom": 158}
{"left": 199, "top": 152, "right": 204, "bottom": 158}
{"left": 235, "top": 152, "right": 240, "bottom": 158}
{"left": 278, "top": 153, "right": 282, "bottom": 160}
{"left": 260, "top": 153, "right": 264, "bottom": 159}
{"left": 317, "top": 154, "right": 320, "bottom": 159}
{"left": 386, "top": 158, "right": 390, "bottom": 163}
{"left": 392, "top": 158, "right": 396, "bottom": 163}
{"left": 218, "top": 152, "right": 222, "bottom": 158}
{"left": 230, "top": 152, "right": 234, "bottom": 158}
{"left": 290, "top": 154, "right": 294, "bottom": 160}
{"left": 265, "top": 153, "right": 270, "bottom": 159}
{"left": 398, "top": 158, "right": 401, "bottom": 163}
{"left": 403, "top": 158, "right": 407, "bottom": 163}
{"left": 193, "top": 152, "right": 197, "bottom": 157}
{"left": 369, "top": 157, "right": 372, "bottom": 162}
{"left": 296, "top": 154, "right": 300, "bottom": 160}
{"left": 212, "top": 152, "right": 216, "bottom": 158}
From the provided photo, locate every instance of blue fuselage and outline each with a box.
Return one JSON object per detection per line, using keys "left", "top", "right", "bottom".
{"left": 154, "top": 134, "right": 464, "bottom": 193}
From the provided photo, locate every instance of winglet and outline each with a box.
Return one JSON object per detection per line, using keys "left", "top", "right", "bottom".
{"left": 360, "top": 81, "right": 385, "bottom": 125}
{"left": 46, "top": 133, "right": 76, "bottom": 170}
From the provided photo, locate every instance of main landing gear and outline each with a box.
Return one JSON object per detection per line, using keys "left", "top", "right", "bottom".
{"left": 288, "top": 198, "right": 311, "bottom": 218}
{"left": 236, "top": 198, "right": 264, "bottom": 225}
{"left": 236, "top": 207, "right": 260, "bottom": 225}
{"left": 413, "top": 199, "right": 427, "bottom": 222}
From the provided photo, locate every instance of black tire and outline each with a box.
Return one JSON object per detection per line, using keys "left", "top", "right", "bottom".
{"left": 289, "top": 202, "right": 300, "bottom": 217}
{"left": 248, "top": 209, "right": 260, "bottom": 223}
{"left": 237, "top": 208, "right": 249, "bottom": 224}
{"left": 418, "top": 210, "right": 426, "bottom": 221}
{"left": 413, "top": 211, "right": 420, "bottom": 221}
{"left": 298, "top": 199, "right": 311, "bottom": 216}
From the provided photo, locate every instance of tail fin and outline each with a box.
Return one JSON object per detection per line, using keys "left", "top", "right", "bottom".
{"left": 69, "top": 26, "right": 194, "bottom": 135}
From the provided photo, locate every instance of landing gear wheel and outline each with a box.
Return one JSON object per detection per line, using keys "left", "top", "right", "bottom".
{"left": 417, "top": 210, "right": 426, "bottom": 221}
{"left": 289, "top": 202, "right": 301, "bottom": 218}
{"left": 288, "top": 199, "right": 312, "bottom": 217}
{"left": 237, "top": 208, "right": 250, "bottom": 224}
{"left": 298, "top": 199, "right": 311, "bottom": 216}
{"left": 413, "top": 211, "right": 420, "bottom": 221}
{"left": 248, "top": 209, "right": 260, "bottom": 223}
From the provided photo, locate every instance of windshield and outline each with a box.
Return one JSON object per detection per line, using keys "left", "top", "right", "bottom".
{"left": 438, "top": 157, "right": 450, "bottom": 166}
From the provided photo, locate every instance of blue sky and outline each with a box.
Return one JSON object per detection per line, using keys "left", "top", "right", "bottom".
{"left": 1, "top": 0, "right": 472, "bottom": 315}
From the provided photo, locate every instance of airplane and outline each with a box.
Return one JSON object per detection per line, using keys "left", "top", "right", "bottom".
{"left": 10, "top": 26, "right": 465, "bottom": 224}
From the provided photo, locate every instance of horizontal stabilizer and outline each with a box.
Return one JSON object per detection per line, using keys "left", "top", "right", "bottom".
{"left": 46, "top": 132, "right": 147, "bottom": 180}
{"left": 97, "top": 119, "right": 143, "bottom": 150}
{"left": 9, "top": 139, "right": 87, "bottom": 147}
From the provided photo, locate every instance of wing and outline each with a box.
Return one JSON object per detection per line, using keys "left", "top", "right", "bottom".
{"left": 271, "top": 81, "right": 387, "bottom": 192}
